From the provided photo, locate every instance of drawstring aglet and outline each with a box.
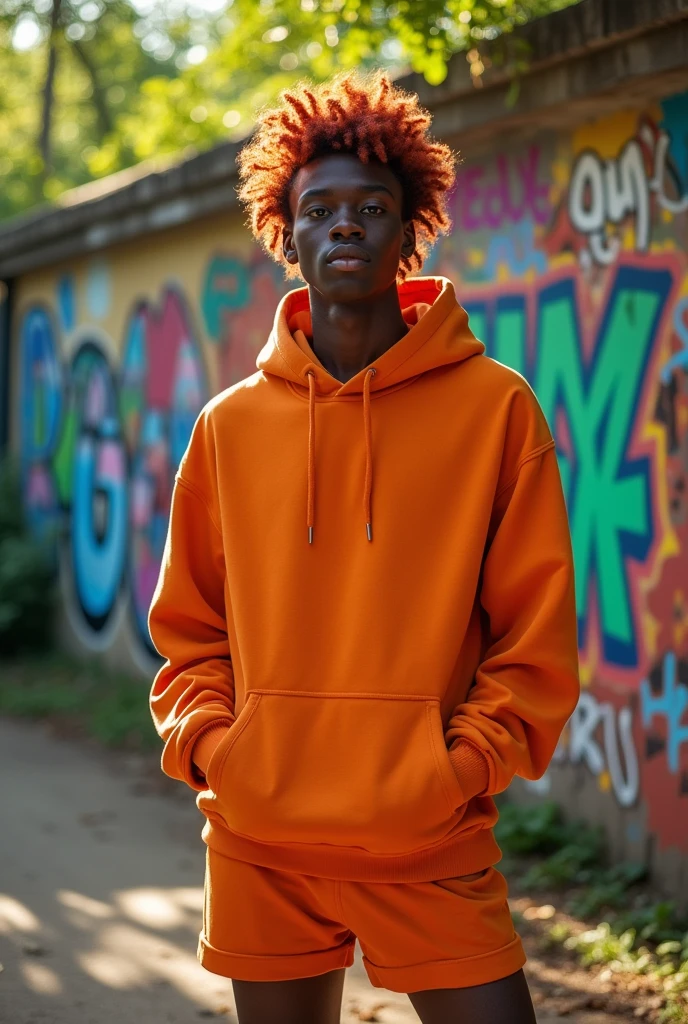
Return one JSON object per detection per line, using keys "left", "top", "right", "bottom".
{"left": 366, "top": 522, "right": 373, "bottom": 542}
{"left": 308, "top": 526, "right": 314, "bottom": 544}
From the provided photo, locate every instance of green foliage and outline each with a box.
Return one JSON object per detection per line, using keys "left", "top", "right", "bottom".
{"left": 496, "top": 799, "right": 652, "bottom": 910}
{"left": 495, "top": 798, "right": 607, "bottom": 888}
{"left": 0, "top": 457, "right": 55, "bottom": 655}
{"left": 560, "top": 923, "right": 688, "bottom": 1021}
{"left": 567, "top": 861, "right": 649, "bottom": 919}
{"left": 496, "top": 799, "right": 583, "bottom": 855}
{"left": 0, "top": 456, "right": 25, "bottom": 537}
{"left": 614, "top": 903, "right": 688, "bottom": 948}
{"left": 539, "top": 896, "right": 688, "bottom": 1021}
{"left": 0, "top": 0, "right": 207, "bottom": 218}
{"left": 518, "top": 828, "right": 605, "bottom": 888}
{"left": 0, "top": 0, "right": 582, "bottom": 220}
{"left": 0, "top": 654, "right": 159, "bottom": 751}
{"left": 499, "top": 799, "right": 688, "bottom": 1024}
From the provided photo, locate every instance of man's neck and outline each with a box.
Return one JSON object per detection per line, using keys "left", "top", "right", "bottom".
{"left": 309, "top": 283, "right": 409, "bottom": 384}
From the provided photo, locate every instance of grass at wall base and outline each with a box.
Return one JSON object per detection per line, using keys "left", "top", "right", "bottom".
{"left": 498, "top": 800, "right": 688, "bottom": 1023}
{"left": 0, "top": 653, "right": 161, "bottom": 752}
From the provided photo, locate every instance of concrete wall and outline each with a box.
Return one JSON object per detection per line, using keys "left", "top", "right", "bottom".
{"left": 9, "top": 89, "right": 688, "bottom": 896}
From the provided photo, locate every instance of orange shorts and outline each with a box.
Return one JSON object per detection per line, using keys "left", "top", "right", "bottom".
{"left": 198, "top": 848, "right": 526, "bottom": 993}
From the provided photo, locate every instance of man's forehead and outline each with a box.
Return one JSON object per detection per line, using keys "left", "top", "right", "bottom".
{"left": 291, "top": 155, "right": 402, "bottom": 203}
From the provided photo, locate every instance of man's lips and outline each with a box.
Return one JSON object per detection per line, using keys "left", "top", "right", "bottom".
{"left": 326, "top": 244, "right": 370, "bottom": 268}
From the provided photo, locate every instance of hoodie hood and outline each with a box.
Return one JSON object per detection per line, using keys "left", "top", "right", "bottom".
{"left": 256, "top": 276, "right": 485, "bottom": 397}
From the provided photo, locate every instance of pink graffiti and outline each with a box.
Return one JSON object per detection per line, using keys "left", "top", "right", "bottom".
{"left": 143, "top": 292, "right": 192, "bottom": 408}
{"left": 456, "top": 146, "right": 551, "bottom": 232}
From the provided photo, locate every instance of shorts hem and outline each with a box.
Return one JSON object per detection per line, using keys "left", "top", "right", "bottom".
{"left": 362, "top": 934, "right": 526, "bottom": 993}
{"left": 197, "top": 933, "right": 356, "bottom": 982}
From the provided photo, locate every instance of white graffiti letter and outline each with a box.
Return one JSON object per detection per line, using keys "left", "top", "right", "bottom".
{"left": 569, "top": 152, "right": 616, "bottom": 265}
{"left": 569, "top": 691, "right": 604, "bottom": 773}
{"left": 650, "top": 131, "right": 688, "bottom": 214}
{"left": 569, "top": 152, "right": 605, "bottom": 235}
{"left": 601, "top": 704, "right": 640, "bottom": 808}
{"left": 605, "top": 141, "right": 650, "bottom": 252}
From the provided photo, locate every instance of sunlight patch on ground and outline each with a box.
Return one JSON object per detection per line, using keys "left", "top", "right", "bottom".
{"left": 19, "top": 960, "right": 63, "bottom": 995}
{"left": 74, "top": 920, "right": 214, "bottom": 1003}
{"left": 115, "top": 887, "right": 201, "bottom": 930}
{"left": 57, "top": 890, "right": 115, "bottom": 920}
{"left": 0, "top": 894, "right": 42, "bottom": 934}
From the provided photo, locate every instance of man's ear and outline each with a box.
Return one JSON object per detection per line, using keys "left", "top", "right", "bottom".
{"left": 401, "top": 220, "right": 416, "bottom": 259}
{"left": 282, "top": 225, "right": 299, "bottom": 266}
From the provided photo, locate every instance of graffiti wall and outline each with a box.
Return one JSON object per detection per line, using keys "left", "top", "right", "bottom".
{"left": 12, "top": 220, "right": 290, "bottom": 670}
{"left": 9, "top": 90, "right": 688, "bottom": 872}
{"left": 428, "top": 93, "right": 688, "bottom": 865}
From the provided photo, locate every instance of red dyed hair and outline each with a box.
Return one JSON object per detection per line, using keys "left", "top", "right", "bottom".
{"left": 237, "top": 70, "right": 457, "bottom": 280}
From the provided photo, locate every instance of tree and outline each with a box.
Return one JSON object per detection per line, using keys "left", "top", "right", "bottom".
{"left": 0, "top": 0, "right": 220, "bottom": 219}
{"left": 0, "top": 0, "right": 580, "bottom": 222}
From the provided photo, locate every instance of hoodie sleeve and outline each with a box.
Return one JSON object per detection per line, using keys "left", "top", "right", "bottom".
{"left": 148, "top": 409, "right": 235, "bottom": 792}
{"left": 446, "top": 437, "right": 580, "bottom": 804}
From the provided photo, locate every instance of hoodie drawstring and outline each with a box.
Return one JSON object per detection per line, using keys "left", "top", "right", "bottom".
{"left": 306, "top": 370, "right": 316, "bottom": 544}
{"left": 363, "top": 367, "right": 376, "bottom": 542}
{"left": 305, "top": 366, "right": 377, "bottom": 544}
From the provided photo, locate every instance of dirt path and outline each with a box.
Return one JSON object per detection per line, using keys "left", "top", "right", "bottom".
{"left": 0, "top": 716, "right": 619, "bottom": 1024}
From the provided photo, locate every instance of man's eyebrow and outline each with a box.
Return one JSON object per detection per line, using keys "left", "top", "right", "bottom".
{"left": 298, "top": 184, "right": 396, "bottom": 202}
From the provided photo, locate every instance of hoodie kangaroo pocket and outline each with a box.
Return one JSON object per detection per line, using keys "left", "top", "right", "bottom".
{"left": 207, "top": 690, "right": 464, "bottom": 855}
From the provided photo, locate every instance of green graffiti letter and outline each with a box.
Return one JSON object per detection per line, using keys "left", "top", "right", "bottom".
{"left": 533, "top": 267, "right": 670, "bottom": 666}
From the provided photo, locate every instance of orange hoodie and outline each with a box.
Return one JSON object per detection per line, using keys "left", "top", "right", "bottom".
{"left": 149, "top": 276, "right": 580, "bottom": 882}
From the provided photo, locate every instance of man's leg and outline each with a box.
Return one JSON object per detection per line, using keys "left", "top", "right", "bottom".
{"left": 232, "top": 969, "right": 346, "bottom": 1024}
{"left": 409, "top": 968, "right": 537, "bottom": 1023}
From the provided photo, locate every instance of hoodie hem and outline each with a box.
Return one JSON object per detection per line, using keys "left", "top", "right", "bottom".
{"left": 200, "top": 820, "right": 501, "bottom": 882}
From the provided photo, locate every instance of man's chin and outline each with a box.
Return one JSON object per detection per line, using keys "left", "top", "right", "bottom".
{"left": 310, "top": 271, "right": 395, "bottom": 303}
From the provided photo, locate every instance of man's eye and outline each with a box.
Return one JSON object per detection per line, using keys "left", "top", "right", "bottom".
{"left": 307, "top": 208, "right": 329, "bottom": 218}
{"left": 363, "top": 204, "right": 384, "bottom": 215}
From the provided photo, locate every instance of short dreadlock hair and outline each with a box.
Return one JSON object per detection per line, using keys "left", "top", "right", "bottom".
{"left": 237, "top": 70, "right": 457, "bottom": 280}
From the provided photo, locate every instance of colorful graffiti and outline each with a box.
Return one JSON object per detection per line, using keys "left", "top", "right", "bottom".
{"left": 202, "top": 253, "right": 286, "bottom": 388}
{"left": 463, "top": 261, "right": 675, "bottom": 670}
{"left": 455, "top": 146, "right": 551, "bottom": 232}
{"left": 13, "top": 89, "right": 688, "bottom": 855}
{"left": 435, "top": 90, "right": 688, "bottom": 854}
{"left": 18, "top": 258, "right": 286, "bottom": 660}
{"left": 121, "top": 289, "right": 208, "bottom": 652}
{"left": 18, "top": 283, "right": 210, "bottom": 656}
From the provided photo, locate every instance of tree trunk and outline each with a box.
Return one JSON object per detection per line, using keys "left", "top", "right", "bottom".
{"left": 39, "top": 0, "right": 63, "bottom": 178}
{"left": 72, "top": 40, "right": 113, "bottom": 140}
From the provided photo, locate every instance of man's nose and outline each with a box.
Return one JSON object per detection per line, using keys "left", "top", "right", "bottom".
{"left": 329, "top": 214, "right": 365, "bottom": 240}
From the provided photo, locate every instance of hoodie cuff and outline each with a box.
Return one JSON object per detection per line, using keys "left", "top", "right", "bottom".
{"left": 192, "top": 722, "right": 233, "bottom": 777}
{"left": 448, "top": 741, "right": 490, "bottom": 803}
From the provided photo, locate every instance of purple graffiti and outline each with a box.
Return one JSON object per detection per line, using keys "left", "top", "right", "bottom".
{"left": 457, "top": 146, "right": 551, "bottom": 232}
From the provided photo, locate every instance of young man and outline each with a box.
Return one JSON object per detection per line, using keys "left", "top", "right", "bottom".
{"left": 149, "top": 71, "right": 580, "bottom": 1024}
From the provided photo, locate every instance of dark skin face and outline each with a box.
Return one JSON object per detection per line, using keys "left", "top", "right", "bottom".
{"left": 283, "top": 153, "right": 417, "bottom": 383}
